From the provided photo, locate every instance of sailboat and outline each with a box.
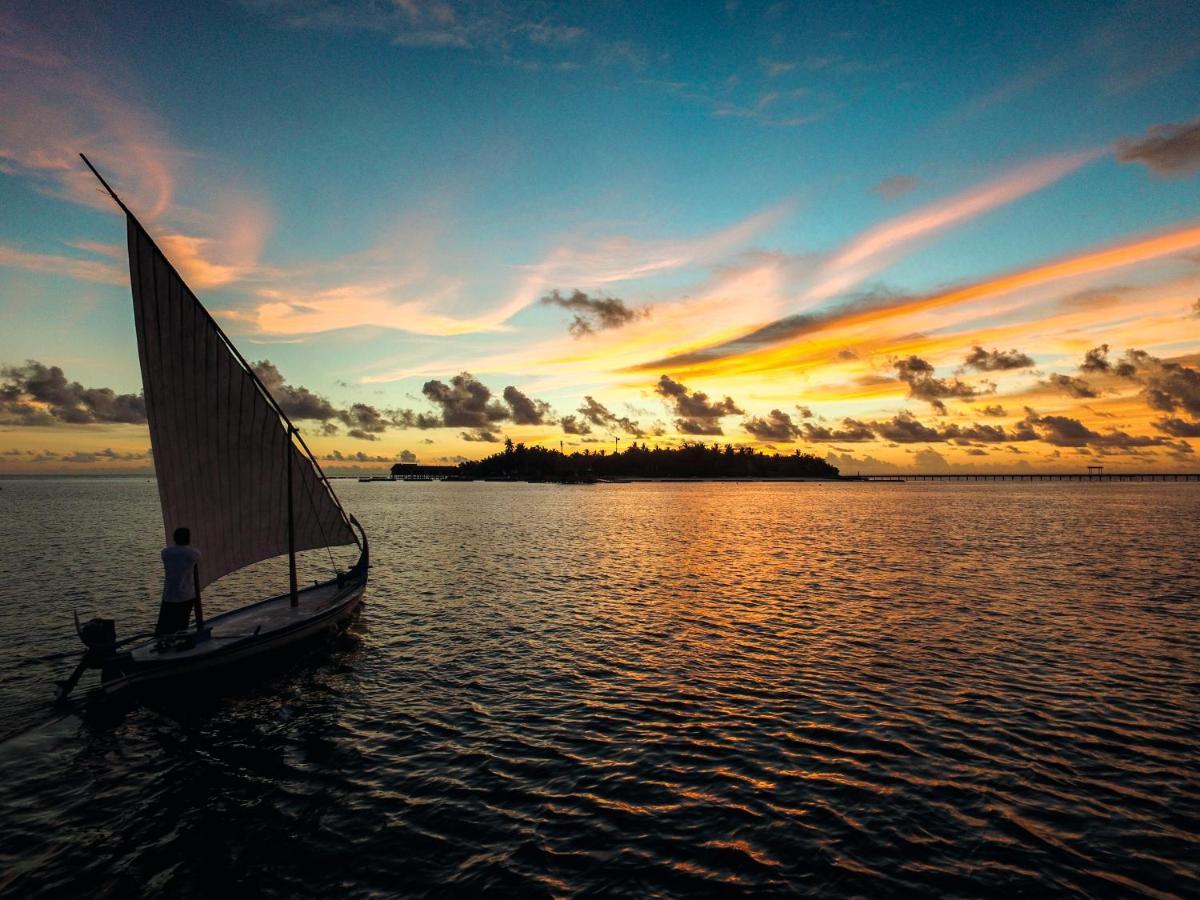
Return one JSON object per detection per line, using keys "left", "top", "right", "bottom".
{"left": 55, "top": 155, "right": 369, "bottom": 703}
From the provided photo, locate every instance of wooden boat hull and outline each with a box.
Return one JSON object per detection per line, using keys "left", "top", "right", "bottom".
{"left": 93, "top": 545, "right": 369, "bottom": 699}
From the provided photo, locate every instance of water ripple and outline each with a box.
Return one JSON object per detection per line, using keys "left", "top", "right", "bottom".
{"left": 0, "top": 479, "right": 1198, "bottom": 897}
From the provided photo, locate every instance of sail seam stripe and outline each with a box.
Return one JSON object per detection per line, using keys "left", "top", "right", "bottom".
{"left": 158, "top": 248, "right": 180, "bottom": 543}
{"left": 130, "top": 225, "right": 162, "bottom": 541}
{"left": 243, "top": 374, "right": 262, "bottom": 578}
{"left": 222, "top": 349, "right": 236, "bottom": 582}
{"left": 169, "top": 250, "right": 187, "bottom": 544}
{"left": 195, "top": 300, "right": 210, "bottom": 565}
{"left": 176, "top": 262, "right": 195, "bottom": 547}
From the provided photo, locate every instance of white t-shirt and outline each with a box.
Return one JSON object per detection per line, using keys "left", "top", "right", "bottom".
{"left": 161, "top": 545, "right": 201, "bottom": 603}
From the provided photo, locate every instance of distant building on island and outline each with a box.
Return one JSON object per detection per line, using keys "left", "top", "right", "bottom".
{"left": 390, "top": 463, "right": 459, "bottom": 480}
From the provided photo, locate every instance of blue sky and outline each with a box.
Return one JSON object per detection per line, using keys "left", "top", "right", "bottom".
{"left": 2, "top": 0, "right": 1199, "bottom": 471}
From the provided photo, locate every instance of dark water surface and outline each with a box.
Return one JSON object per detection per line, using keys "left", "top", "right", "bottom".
{"left": 1, "top": 478, "right": 1198, "bottom": 897}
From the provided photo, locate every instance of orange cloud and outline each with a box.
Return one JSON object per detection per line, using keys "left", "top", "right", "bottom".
{"left": 901, "top": 224, "right": 1200, "bottom": 312}
{"left": 0, "top": 11, "right": 270, "bottom": 293}
{"left": 224, "top": 279, "right": 505, "bottom": 337}
{"left": 645, "top": 221, "right": 1200, "bottom": 380}
{"left": 358, "top": 250, "right": 799, "bottom": 384}
{"left": 0, "top": 11, "right": 174, "bottom": 219}
{"left": 416, "top": 156, "right": 1103, "bottom": 392}
{"left": 156, "top": 192, "right": 271, "bottom": 290}
{"left": 0, "top": 243, "right": 126, "bottom": 285}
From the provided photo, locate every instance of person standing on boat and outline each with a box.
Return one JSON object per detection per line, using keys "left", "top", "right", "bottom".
{"left": 157, "top": 527, "right": 203, "bottom": 635}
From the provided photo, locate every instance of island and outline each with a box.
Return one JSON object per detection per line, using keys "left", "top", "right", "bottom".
{"left": 392, "top": 439, "right": 839, "bottom": 482}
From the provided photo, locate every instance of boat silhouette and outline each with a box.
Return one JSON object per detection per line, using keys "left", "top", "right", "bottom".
{"left": 55, "top": 156, "right": 368, "bottom": 703}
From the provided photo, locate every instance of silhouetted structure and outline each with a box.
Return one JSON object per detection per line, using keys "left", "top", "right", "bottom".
{"left": 390, "top": 463, "right": 459, "bottom": 480}
{"left": 458, "top": 439, "right": 839, "bottom": 481}
{"left": 856, "top": 471, "right": 1200, "bottom": 481}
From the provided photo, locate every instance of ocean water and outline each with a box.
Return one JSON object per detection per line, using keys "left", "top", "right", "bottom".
{"left": 0, "top": 477, "right": 1197, "bottom": 897}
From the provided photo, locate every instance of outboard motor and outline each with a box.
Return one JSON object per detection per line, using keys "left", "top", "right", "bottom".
{"left": 78, "top": 617, "right": 118, "bottom": 657}
{"left": 54, "top": 615, "right": 120, "bottom": 704}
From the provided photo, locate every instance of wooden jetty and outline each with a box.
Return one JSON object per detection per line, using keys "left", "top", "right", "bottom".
{"left": 389, "top": 463, "right": 459, "bottom": 481}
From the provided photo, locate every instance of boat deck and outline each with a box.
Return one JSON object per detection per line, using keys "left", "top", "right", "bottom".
{"left": 130, "top": 581, "right": 349, "bottom": 663}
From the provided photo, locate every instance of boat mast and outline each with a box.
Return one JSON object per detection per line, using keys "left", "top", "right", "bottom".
{"left": 287, "top": 425, "right": 299, "bottom": 607}
{"left": 79, "top": 153, "right": 131, "bottom": 215}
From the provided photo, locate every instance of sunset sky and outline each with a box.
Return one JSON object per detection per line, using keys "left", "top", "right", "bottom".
{"left": 2, "top": 0, "right": 1200, "bottom": 474}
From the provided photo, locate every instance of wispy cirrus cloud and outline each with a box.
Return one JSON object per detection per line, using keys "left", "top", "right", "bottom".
{"left": 942, "top": 3, "right": 1200, "bottom": 125}
{"left": 246, "top": 0, "right": 506, "bottom": 49}
{"left": 800, "top": 150, "right": 1100, "bottom": 304}
{"left": 410, "top": 153, "right": 1099, "bottom": 388}
{"left": 0, "top": 9, "right": 175, "bottom": 219}
{"left": 222, "top": 202, "right": 790, "bottom": 338}
{"left": 0, "top": 243, "right": 126, "bottom": 286}
{"left": 469, "top": 203, "right": 794, "bottom": 335}
{"left": 1, "top": 221, "right": 270, "bottom": 293}
{"left": 243, "top": 0, "right": 648, "bottom": 74}
{"left": 358, "top": 248, "right": 804, "bottom": 384}
{"left": 634, "top": 220, "right": 1200, "bottom": 376}
{"left": 645, "top": 78, "right": 828, "bottom": 128}
{"left": 225, "top": 278, "right": 500, "bottom": 337}
{"left": 0, "top": 9, "right": 271, "bottom": 292}
{"left": 157, "top": 197, "right": 272, "bottom": 290}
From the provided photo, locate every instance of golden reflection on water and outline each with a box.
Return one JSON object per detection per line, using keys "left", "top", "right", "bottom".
{"left": 0, "top": 479, "right": 1197, "bottom": 896}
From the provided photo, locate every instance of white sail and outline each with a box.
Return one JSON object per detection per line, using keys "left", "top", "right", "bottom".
{"left": 126, "top": 215, "right": 357, "bottom": 589}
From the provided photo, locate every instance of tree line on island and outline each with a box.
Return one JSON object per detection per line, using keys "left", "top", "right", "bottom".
{"left": 425, "top": 439, "right": 840, "bottom": 480}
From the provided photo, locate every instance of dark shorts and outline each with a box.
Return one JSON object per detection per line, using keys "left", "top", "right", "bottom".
{"left": 156, "top": 600, "right": 194, "bottom": 635}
